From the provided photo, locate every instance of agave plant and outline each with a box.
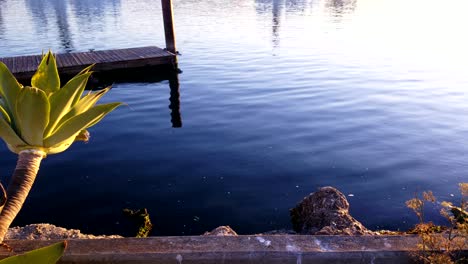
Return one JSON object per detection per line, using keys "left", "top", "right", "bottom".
{"left": 0, "top": 51, "right": 121, "bottom": 242}
{"left": 0, "top": 241, "right": 66, "bottom": 263}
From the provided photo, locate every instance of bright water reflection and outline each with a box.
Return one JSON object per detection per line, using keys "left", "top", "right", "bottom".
{"left": 0, "top": 0, "right": 467, "bottom": 235}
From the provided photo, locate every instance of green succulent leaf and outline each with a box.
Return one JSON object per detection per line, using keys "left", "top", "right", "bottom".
{"left": 57, "top": 87, "right": 111, "bottom": 127}
{"left": 15, "top": 87, "right": 50, "bottom": 146}
{"left": 0, "top": 51, "right": 120, "bottom": 155}
{"left": 0, "top": 241, "right": 66, "bottom": 264}
{"left": 47, "top": 136, "right": 76, "bottom": 155}
{"left": 0, "top": 116, "right": 26, "bottom": 149}
{"left": 46, "top": 129, "right": 90, "bottom": 155}
{"left": 76, "top": 63, "right": 95, "bottom": 76}
{"left": 0, "top": 62, "right": 22, "bottom": 118}
{"left": 31, "top": 51, "right": 60, "bottom": 96}
{"left": 44, "top": 102, "right": 121, "bottom": 147}
{"left": 0, "top": 104, "right": 11, "bottom": 124}
{"left": 45, "top": 72, "right": 92, "bottom": 137}
{"left": 72, "top": 64, "right": 95, "bottom": 105}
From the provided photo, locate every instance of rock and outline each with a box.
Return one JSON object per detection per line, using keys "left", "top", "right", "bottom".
{"left": 290, "top": 186, "right": 375, "bottom": 235}
{"left": 6, "top": 224, "right": 122, "bottom": 240}
{"left": 203, "top": 226, "right": 238, "bottom": 236}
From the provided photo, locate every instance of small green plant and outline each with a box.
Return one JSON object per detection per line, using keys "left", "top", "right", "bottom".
{"left": 123, "top": 208, "right": 153, "bottom": 238}
{"left": 406, "top": 183, "right": 468, "bottom": 264}
{"left": 0, "top": 241, "right": 66, "bottom": 264}
{"left": 0, "top": 51, "right": 121, "bottom": 243}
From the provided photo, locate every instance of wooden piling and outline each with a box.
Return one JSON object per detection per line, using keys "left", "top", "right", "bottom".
{"left": 161, "top": 0, "right": 177, "bottom": 55}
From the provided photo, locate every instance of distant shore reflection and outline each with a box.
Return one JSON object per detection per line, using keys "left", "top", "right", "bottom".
{"left": 255, "top": 0, "right": 358, "bottom": 49}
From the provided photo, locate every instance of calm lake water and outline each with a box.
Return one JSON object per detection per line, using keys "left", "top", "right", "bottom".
{"left": 0, "top": 0, "right": 467, "bottom": 236}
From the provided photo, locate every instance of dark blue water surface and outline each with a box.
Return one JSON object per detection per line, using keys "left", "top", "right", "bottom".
{"left": 0, "top": 0, "right": 467, "bottom": 236}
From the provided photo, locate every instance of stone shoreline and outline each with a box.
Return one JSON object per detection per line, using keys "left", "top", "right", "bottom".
{"left": 6, "top": 224, "right": 122, "bottom": 240}
{"left": 6, "top": 187, "right": 402, "bottom": 240}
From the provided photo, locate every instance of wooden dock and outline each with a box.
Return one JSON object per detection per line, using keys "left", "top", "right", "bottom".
{"left": 0, "top": 0, "right": 178, "bottom": 81}
{"left": 0, "top": 46, "right": 177, "bottom": 81}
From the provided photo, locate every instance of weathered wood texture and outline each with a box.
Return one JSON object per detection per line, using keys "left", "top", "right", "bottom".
{"left": 0, "top": 46, "right": 176, "bottom": 80}
{"left": 0, "top": 235, "right": 456, "bottom": 264}
{"left": 161, "top": 0, "right": 177, "bottom": 55}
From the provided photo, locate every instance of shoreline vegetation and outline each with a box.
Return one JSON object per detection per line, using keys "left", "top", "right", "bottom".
{"left": 4, "top": 187, "right": 387, "bottom": 240}
{"left": 7, "top": 185, "right": 465, "bottom": 239}
{"left": 3, "top": 185, "right": 465, "bottom": 263}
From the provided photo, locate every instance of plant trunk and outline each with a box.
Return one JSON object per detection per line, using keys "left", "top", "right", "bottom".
{"left": 0, "top": 150, "right": 45, "bottom": 243}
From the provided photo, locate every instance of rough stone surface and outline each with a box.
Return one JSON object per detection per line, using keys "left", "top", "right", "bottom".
{"left": 290, "top": 186, "right": 375, "bottom": 235}
{"left": 203, "top": 226, "right": 238, "bottom": 236}
{"left": 5, "top": 224, "right": 122, "bottom": 240}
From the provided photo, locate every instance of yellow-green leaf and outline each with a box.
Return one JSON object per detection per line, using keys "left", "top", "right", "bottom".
{"left": 56, "top": 87, "right": 110, "bottom": 129}
{"left": 31, "top": 51, "right": 60, "bottom": 95}
{"left": 71, "top": 64, "right": 94, "bottom": 105}
{"left": 0, "top": 104, "right": 11, "bottom": 124}
{"left": 15, "top": 87, "right": 50, "bottom": 146}
{"left": 0, "top": 62, "right": 22, "bottom": 116}
{"left": 45, "top": 72, "right": 92, "bottom": 137}
{"left": 47, "top": 136, "right": 76, "bottom": 155}
{"left": 47, "top": 129, "right": 89, "bottom": 155}
{"left": 0, "top": 116, "right": 25, "bottom": 152}
{"left": 0, "top": 241, "right": 66, "bottom": 264}
{"left": 77, "top": 63, "right": 95, "bottom": 76}
{"left": 44, "top": 102, "right": 121, "bottom": 147}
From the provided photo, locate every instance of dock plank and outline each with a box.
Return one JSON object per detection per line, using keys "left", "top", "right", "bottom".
{"left": 0, "top": 46, "right": 176, "bottom": 80}
{"left": 69, "top": 52, "right": 87, "bottom": 66}
{"left": 90, "top": 52, "right": 108, "bottom": 64}
{"left": 56, "top": 53, "right": 74, "bottom": 68}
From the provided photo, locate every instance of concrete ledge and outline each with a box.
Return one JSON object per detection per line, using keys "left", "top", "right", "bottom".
{"left": 0, "top": 235, "right": 456, "bottom": 263}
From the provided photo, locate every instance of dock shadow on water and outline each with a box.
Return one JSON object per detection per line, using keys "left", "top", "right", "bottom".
{"left": 90, "top": 67, "right": 182, "bottom": 128}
